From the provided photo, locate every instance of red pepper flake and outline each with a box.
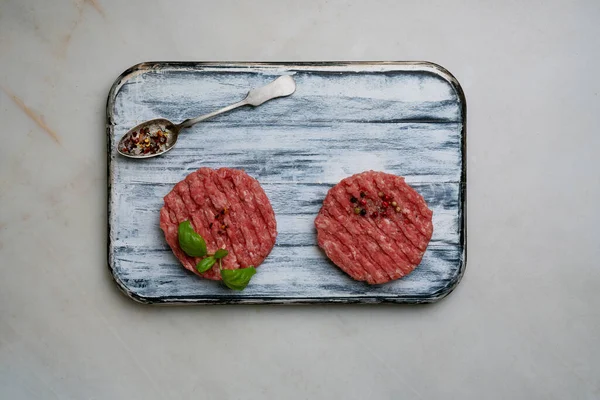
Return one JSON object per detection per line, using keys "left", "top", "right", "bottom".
{"left": 359, "top": 199, "right": 367, "bottom": 206}
{"left": 371, "top": 212, "right": 378, "bottom": 218}
{"left": 382, "top": 201, "right": 389, "bottom": 208}
{"left": 383, "top": 194, "right": 391, "bottom": 202}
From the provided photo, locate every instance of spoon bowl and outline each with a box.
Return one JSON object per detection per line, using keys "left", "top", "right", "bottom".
{"left": 117, "top": 118, "right": 179, "bottom": 159}
{"left": 117, "top": 76, "right": 296, "bottom": 159}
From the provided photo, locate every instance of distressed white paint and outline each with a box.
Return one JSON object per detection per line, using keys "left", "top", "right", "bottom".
{"left": 107, "top": 63, "right": 465, "bottom": 303}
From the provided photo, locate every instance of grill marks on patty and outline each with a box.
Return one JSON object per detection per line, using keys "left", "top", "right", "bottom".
{"left": 315, "top": 171, "right": 434, "bottom": 284}
{"left": 160, "top": 168, "right": 277, "bottom": 280}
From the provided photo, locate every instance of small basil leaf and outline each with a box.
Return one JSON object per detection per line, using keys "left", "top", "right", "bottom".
{"left": 221, "top": 266, "right": 257, "bottom": 291}
{"left": 196, "top": 256, "right": 216, "bottom": 273}
{"left": 213, "top": 249, "right": 229, "bottom": 259}
{"left": 178, "top": 220, "right": 207, "bottom": 257}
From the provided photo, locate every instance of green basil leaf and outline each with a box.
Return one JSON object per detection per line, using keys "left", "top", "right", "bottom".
{"left": 196, "top": 256, "right": 216, "bottom": 273}
{"left": 213, "top": 248, "right": 229, "bottom": 259}
{"left": 178, "top": 220, "right": 207, "bottom": 257}
{"left": 221, "top": 266, "right": 256, "bottom": 291}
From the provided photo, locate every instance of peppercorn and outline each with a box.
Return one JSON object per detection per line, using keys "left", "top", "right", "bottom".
{"left": 391, "top": 201, "right": 397, "bottom": 207}
{"left": 378, "top": 192, "right": 384, "bottom": 198}
{"left": 350, "top": 196, "right": 358, "bottom": 203}
{"left": 359, "top": 209, "right": 366, "bottom": 216}
{"left": 360, "top": 192, "right": 366, "bottom": 198}
{"left": 395, "top": 206, "right": 401, "bottom": 212}
{"left": 354, "top": 207, "right": 361, "bottom": 215}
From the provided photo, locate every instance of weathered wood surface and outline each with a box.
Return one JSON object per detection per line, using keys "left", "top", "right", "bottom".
{"left": 107, "top": 62, "right": 466, "bottom": 304}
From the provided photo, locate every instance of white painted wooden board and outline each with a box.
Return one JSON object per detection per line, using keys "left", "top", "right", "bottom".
{"left": 107, "top": 62, "right": 466, "bottom": 304}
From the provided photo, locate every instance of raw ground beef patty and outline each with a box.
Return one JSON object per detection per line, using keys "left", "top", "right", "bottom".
{"left": 160, "top": 168, "right": 277, "bottom": 280}
{"left": 315, "top": 171, "right": 434, "bottom": 284}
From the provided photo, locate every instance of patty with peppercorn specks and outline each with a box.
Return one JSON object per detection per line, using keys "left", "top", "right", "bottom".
{"left": 314, "top": 171, "right": 433, "bottom": 284}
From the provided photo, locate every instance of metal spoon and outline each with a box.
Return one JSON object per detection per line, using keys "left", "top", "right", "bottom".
{"left": 116, "top": 75, "right": 296, "bottom": 159}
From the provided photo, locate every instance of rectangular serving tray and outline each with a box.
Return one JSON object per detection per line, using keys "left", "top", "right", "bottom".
{"left": 107, "top": 61, "right": 466, "bottom": 304}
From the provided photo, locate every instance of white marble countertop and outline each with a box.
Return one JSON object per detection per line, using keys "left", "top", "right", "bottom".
{"left": 1, "top": 1, "right": 599, "bottom": 399}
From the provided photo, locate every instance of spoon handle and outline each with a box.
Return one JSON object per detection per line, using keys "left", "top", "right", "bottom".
{"left": 176, "top": 76, "right": 296, "bottom": 131}
{"left": 177, "top": 100, "right": 248, "bottom": 130}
